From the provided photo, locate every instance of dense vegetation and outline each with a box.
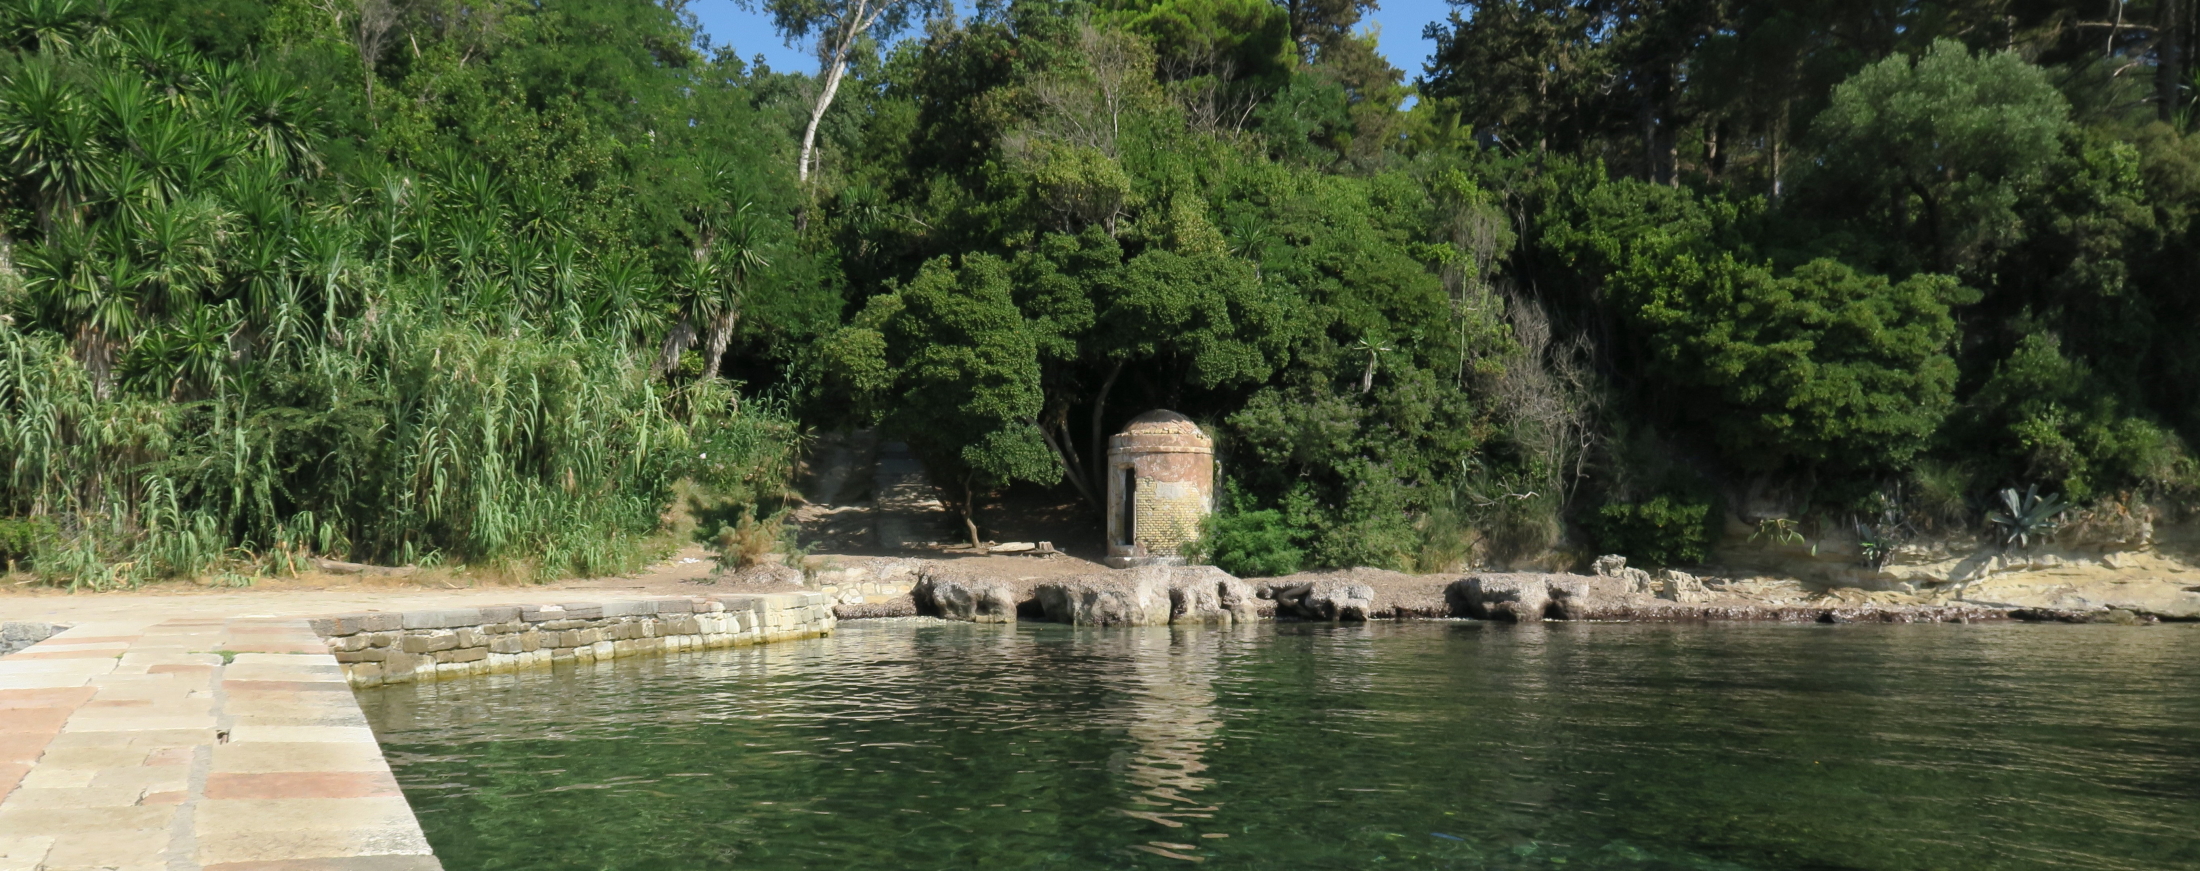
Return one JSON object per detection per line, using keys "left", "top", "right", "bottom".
{"left": 5, "top": 0, "right": 2198, "bottom": 584}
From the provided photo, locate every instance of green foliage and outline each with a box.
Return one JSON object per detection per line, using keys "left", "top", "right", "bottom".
{"left": 1965, "top": 333, "right": 2193, "bottom": 502}
{"left": 0, "top": 6, "right": 807, "bottom": 586}
{"left": 1808, "top": 40, "right": 2071, "bottom": 273}
{"left": 1616, "top": 253, "right": 1969, "bottom": 473}
{"left": 1193, "top": 504, "right": 1303, "bottom": 578}
{"left": 1588, "top": 496, "right": 1717, "bottom": 569}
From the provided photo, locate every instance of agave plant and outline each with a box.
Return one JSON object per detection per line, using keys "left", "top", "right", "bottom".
{"left": 1986, "top": 484, "right": 2066, "bottom": 550}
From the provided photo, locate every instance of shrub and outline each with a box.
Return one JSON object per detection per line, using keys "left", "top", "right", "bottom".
{"left": 0, "top": 517, "right": 53, "bottom": 569}
{"left": 1195, "top": 508, "right": 1303, "bottom": 577}
{"left": 1587, "top": 495, "right": 1717, "bottom": 568}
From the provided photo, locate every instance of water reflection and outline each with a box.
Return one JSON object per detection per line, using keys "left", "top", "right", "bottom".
{"left": 361, "top": 621, "right": 2200, "bottom": 871}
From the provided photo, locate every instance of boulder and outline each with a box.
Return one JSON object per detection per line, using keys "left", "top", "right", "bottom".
{"left": 1260, "top": 579, "right": 1376, "bottom": 621}
{"left": 1035, "top": 571, "right": 1172, "bottom": 626}
{"left": 1449, "top": 574, "right": 1553, "bottom": 622}
{"left": 1166, "top": 565, "right": 1261, "bottom": 624}
{"left": 912, "top": 569, "right": 1021, "bottom": 623}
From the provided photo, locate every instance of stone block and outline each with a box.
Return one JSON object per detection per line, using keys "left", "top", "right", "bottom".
{"left": 400, "top": 632, "right": 458, "bottom": 653}
{"left": 539, "top": 619, "right": 585, "bottom": 631}
{"left": 454, "top": 627, "right": 485, "bottom": 648}
{"left": 520, "top": 605, "right": 567, "bottom": 623}
{"left": 519, "top": 633, "right": 541, "bottom": 653}
{"left": 478, "top": 605, "right": 522, "bottom": 624}
{"left": 654, "top": 599, "right": 694, "bottom": 614}
{"left": 359, "top": 613, "right": 403, "bottom": 632}
{"left": 440, "top": 647, "right": 488, "bottom": 663}
{"left": 560, "top": 603, "right": 605, "bottom": 619}
{"left": 403, "top": 608, "right": 484, "bottom": 630}
{"left": 601, "top": 601, "right": 652, "bottom": 618}
{"left": 333, "top": 649, "right": 387, "bottom": 663}
{"left": 347, "top": 662, "right": 382, "bottom": 686}
{"left": 382, "top": 650, "right": 419, "bottom": 678}
{"left": 487, "top": 636, "right": 523, "bottom": 655}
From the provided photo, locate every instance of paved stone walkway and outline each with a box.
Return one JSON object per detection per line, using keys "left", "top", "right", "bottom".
{"left": 0, "top": 615, "right": 438, "bottom": 871}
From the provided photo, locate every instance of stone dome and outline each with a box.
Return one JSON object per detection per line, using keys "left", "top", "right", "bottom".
{"left": 1119, "top": 409, "right": 1210, "bottom": 443}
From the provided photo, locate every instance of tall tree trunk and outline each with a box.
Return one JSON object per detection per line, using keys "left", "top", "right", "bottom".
{"left": 700, "top": 309, "right": 740, "bottom": 380}
{"left": 1087, "top": 359, "right": 1125, "bottom": 506}
{"left": 798, "top": 0, "right": 877, "bottom": 184}
{"left": 961, "top": 475, "right": 982, "bottom": 550}
{"left": 1038, "top": 406, "right": 1099, "bottom": 508}
{"left": 2161, "top": 0, "right": 2187, "bottom": 123}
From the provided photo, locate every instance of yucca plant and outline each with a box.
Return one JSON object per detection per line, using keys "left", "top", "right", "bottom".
{"left": 1986, "top": 484, "right": 2066, "bottom": 551}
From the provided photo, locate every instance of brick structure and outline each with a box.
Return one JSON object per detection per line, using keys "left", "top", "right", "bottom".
{"left": 1105, "top": 410, "right": 1216, "bottom": 568}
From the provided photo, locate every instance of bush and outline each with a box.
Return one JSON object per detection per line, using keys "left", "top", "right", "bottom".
{"left": 1587, "top": 495, "right": 1717, "bottom": 568}
{"left": 1195, "top": 508, "right": 1304, "bottom": 577}
{"left": 0, "top": 517, "right": 53, "bottom": 569}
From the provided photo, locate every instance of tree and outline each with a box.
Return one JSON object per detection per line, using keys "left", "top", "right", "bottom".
{"left": 1807, "top": 39, "right": 2071, "bottom": 273}
{"left": 1616, "top": 254, "right": 1970, "bottom": 474}
{"left": 742, "top": 0, "right": 947, "bottom": 184}
{"left": 821, "top": 254, "right": 1059, "bottom": 547}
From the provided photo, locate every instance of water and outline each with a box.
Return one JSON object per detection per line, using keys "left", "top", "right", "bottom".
{"left": 358, "top": 620, "right": 2200, "bottom": 871}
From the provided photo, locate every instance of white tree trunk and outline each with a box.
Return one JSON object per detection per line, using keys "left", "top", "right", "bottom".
{"left": 798, "top": 58, "right": 847, "bottom": 184}
{"left": 797, "top": 0, "right": 875, "bottom": 184}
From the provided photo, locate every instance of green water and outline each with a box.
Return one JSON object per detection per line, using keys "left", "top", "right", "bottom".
{"left": 358, "top": 620, "right": 2200, "bottom": 871}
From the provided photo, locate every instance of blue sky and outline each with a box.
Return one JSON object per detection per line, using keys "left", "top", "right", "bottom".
{"left": 689, "top": 0, "right": 1456, "bottom": 81}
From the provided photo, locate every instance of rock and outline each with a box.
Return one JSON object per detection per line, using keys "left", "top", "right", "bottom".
{"left": 1259, "top": 578, "right": 1375, "bottom": 622}
{"left": 1035, "top": 571, "right": 1172, "bottom": 626}
{"left": 1593, "top": 554, "right": 1656, "bottom": 594}
{"left": 990, "top": 541, "right": 1036, "bottom": 553}
{"left": 1449, "top": 574, "right": 1553, "bottom": 622}
{"left": 1165, "top": 565, "right": 1260, "bottom": 624}
{"left": 1657, "top": 569, "right": 1710, "bottom": 604}
{"left": 912, "top": 569, "right": 1021, "bottom": 623}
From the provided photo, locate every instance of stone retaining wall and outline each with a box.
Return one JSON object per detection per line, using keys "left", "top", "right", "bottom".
{"left": 311, "top": 592, "right": 835, "bottom": 688}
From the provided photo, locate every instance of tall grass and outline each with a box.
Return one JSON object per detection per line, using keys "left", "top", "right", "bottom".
{"left": 0, "top": 304, "right": 799, "bottom": 589}
{"left": 0, "top": 21, "right": 803, "bottom": 588}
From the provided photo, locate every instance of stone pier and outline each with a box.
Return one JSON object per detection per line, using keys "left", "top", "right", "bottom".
{"left": 0, "top": 592, "right": 835, "bottom": 869}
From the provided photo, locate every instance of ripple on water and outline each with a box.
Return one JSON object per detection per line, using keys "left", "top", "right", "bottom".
{"left": 360, "top": 621, "right": 2200, "bottom": 871}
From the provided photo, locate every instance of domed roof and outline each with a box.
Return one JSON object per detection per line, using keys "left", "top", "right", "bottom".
{"left": 1120, "top": 409, "right": 1207, "bottom": 438}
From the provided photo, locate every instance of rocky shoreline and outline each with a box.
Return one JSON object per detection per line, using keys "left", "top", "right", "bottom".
{"left": 780, "top": 556, "right": 2200, "bottom": 626}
